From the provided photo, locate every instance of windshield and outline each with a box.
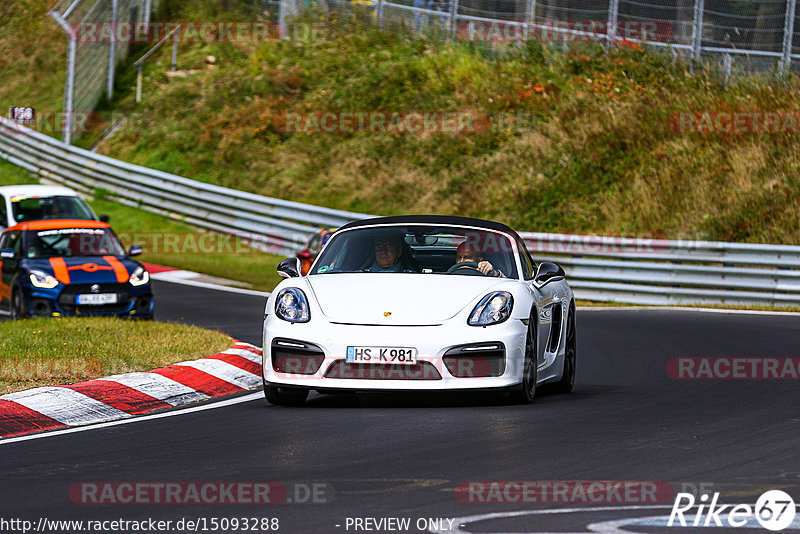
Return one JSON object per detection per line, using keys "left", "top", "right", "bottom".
{"left": 11, "top": 195, "right": 96, "bottom": 224}
{"left": 23, "top": 228, "right": 125, "bottom": 258}
{"left": 309, "top": 225, "right": 519, "bottom": 278}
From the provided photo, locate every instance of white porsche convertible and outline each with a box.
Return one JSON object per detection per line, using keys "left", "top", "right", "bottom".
{"left": 262, "top": 216, "right": 576, "bottom": 406}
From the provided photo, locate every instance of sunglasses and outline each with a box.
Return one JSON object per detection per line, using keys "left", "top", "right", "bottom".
{"left": 375, "top": 243, "right": 399, "bottom": 252}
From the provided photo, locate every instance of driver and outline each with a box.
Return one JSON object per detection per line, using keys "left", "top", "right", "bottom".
{"left": 367, "top": 235, "right": 408, "bottom": 273}
{"left": 453, "top": 242, "right": 505, "bottom": 277}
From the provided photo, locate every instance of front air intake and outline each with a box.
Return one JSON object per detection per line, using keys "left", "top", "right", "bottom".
{"left": 271, "top": 338, "right": 325, "bottom": 375}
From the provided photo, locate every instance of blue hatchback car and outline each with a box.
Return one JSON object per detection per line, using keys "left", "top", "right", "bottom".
{"left": 0, "top": 219, "right": 154, "bottom": 319}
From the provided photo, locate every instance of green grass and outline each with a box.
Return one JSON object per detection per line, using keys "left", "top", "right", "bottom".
{"left": 0, "top": 316, "right": 232, "bottom": 394}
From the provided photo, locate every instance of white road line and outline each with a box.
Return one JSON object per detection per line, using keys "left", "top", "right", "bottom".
{"left": 428, "top": 506, "right": 674, "bottom": 534}
{"left": 0, "top": 392, "right": 263, "bottom": 445}
{"left": 578, "top": 306, "right": 800, "bottom": 316}
{"left": 174, "top": 359, "right": 262, "bottom": 389}
{"left": 2, "top": 387, "right": 130, "bottom": 426}
{"left": 151, "top": 273, "right": 270, "bottom": 297}
{"left": 101, "top": 372, "right": 209, "bottom": 406}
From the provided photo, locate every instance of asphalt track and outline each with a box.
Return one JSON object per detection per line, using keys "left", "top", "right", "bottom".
{"left": 2, "top": 280, "right": 800, "bottom": 533}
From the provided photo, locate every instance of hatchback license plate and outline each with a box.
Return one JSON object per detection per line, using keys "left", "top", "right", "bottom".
{"left": 346, "top": 346, "right": 417, "bottom": 365}
{"left": 76, "top": 293, "right": 118, "bottom": 305}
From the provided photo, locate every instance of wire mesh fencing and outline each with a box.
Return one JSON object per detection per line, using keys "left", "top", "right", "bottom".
{"left": 49, "top": 0, "right": 154, "bottom": 144}
{"left": 285, "top": 0, "right": 800, "bottom": 76}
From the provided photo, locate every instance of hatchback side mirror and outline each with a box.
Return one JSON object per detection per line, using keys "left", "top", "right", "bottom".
{"left": 128, "top": 245, "right": 143, "bottom": 257}
{"left": 0, "top": 248, "right": 16, "bottom": 260}
{"left": 534, "top": 261, "right": 565, "bottom": 288}
{"left": 277, "top": 257, "right": 301, "bottom": 278}
{"left": 99, "top": 214, "right": 110, "bottom": 223}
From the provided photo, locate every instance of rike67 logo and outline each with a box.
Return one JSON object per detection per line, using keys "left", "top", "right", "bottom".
{"left": 669, "top": 490, "right": 796, "bottom": 531}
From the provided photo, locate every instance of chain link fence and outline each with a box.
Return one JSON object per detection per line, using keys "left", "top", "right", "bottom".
{"left": 287, "top": 0, "right": 800, "bottom": 76}
{"left": 49, "top": 0, "right": 155, "bottom": 144}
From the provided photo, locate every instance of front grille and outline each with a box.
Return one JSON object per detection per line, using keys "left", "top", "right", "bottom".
{"left": 324, "top": 360, "right": 442, "bottom": 380}
{"left": 443, "top": 342, "right": 506, "bottom": 378}
{"left": 58, "top": 283, "right": 131, "bottom": 314}
{"left": 271, "top": 338, "right": 325, "bottom": 375}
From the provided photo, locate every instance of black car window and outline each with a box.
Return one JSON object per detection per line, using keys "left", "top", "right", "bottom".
{"left": 0, "top": 195, "right": 7, "bottom": 228}
{"left": 517, "top": 238, "right": 536, "bottom": 280}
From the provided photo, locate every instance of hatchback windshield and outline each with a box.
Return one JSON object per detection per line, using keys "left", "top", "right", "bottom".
{"left": 11, "top": 195, "right": 95, "bottom": 224}
{"left": 24, "top": 228, "right": 125, "bottom": 258}
{"left": 310, "top": 225, "right": 519, "bottom": 278}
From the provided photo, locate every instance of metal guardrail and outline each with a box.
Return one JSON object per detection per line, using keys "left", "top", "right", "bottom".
{"left": 1, "top": 116, "right": 800, "bottom": 306}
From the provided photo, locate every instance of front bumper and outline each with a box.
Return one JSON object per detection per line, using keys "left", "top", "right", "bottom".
{"left": 24, "top": 283, "right": 154, "bottom": 317}
{"left": 262, "top": 315, "right": 527, "bottom": 391}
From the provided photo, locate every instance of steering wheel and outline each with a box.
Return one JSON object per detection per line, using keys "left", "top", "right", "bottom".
{"left": 447, "top": 260, "right": 486, "bottom": 276}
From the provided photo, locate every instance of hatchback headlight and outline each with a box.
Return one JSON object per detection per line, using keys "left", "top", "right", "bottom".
{"left": 129, "top": 266, "right": 150, "bottom": 286}
{"left": 468, "top": 291, "right": 513, "bottom": 326}
{"left": 275, "top": 288, "right": 310, "bottom": 323}
{"left": 29, "top": 270, "right": 59, "bottom": 289}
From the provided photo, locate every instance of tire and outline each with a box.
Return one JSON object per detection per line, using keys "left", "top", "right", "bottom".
{"left": 10, "top": 289, "right": 27, "bottom": 320}
{"left": 510, "top": 314, "right": 537, "bottom": 404}
{"left": 263, "top": 382, "right": 309, "bottom": 407}
{"left": 554, "top": 303, "right": 576, "bottom": 394}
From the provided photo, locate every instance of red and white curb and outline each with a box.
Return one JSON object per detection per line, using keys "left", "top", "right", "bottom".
{"left": 0, "top": 341, "right": 263, "bottom": 438}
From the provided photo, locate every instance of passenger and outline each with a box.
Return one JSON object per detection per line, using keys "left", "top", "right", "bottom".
{"left": 367, "top": 235, "right": 407, "bottom": 273}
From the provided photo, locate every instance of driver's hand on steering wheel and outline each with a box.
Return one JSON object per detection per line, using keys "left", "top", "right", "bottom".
{"left": 477, "top": 260, "right": 494, "bottom": 275}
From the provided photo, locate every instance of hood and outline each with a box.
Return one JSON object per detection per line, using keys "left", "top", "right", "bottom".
{"left": 306, "top": 273, "right": 509, "bottom": 326}
{"left": 26, "top": 256, "right": 136, "bottom": 285}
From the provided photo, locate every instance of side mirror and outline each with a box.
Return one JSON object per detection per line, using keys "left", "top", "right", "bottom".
{"left": 0, "top": 248, "right": 16, "bottom": 260}
{"left": 277, "top": 257, "right": 301, "bottom": 278}
{"left": 534, "top": 261, "right": 565, "bottom": 288}
{"left": 128, "top": 245, "right": 143, "bottom": 257}
{"left": 99, "top": 214, "right": 110, "bottom": 223}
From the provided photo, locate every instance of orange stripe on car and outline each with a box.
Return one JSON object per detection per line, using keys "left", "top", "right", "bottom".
{"left": 104, "top": 256, "right": 129, "bottom": 283}
{"left": 50, "top": 258, "right": 71, "bottom": 284}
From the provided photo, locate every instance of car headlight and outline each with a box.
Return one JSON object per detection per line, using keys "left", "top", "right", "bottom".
{"left": 129, "top": 266, "right": 150, "bottom": 286}
{"left": 29, "top": 270, "right": 59, "bottom": 289}
{"left": 275, "top": 288, "right": 310, "bottom": 323}
{"left": 468, "top": 291, "right": 513, "bottom": 326}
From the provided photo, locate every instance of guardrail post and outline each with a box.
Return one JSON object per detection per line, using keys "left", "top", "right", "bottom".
{"left": 377, "top": 0, "right": 384, "bottom": 25}
{"left": 171, "top": 27, "right": 179, "bottom": 71}
{"left": 606, "top": 0, "right": 619, "bottom": 47}
{"left": 449, "top": 0, "right": 460, "bottom": 41}
{"left": 524, "top": 0, "right": 537, "bottom": 44}
{"left": 50, "top": 11, "right": 76, "bottom": 145}
{"left": 781, "top": 0, "right": 797, "bottom": 76}
{"left": 136, "top": 64, "right": 143, "bottom": 103}
{"left": 722, "top": 52, "right": 732, "bottom": 82}
{"left": 691, "top": 0, "right": 705, "bottom": 64}
{"left": 107, "top": 0, "right": 118, "bottom": 100}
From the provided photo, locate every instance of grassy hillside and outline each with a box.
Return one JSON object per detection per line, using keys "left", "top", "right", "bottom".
{"left": 92, "top": 8, "right": 800, "bottom": 244}
{"left": 0, "top": 1, "right": 66, "bottom": 119}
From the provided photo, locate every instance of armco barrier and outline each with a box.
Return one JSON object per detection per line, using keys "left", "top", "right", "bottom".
{"left": 1, "top": 116, "right": 799, "bottom": 306}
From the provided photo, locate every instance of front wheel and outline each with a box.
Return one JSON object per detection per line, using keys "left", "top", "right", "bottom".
{"left": 10, "top": 289, "right": 27, "bottom": 320}
{"left": 509, "top": 315, "right": 537, "bottom": 404}
{"left": 554, "top": 304, "right": 576, "bottom": 394}
{"left": 264, "top": 382, "right": 309, "bottom": 406}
